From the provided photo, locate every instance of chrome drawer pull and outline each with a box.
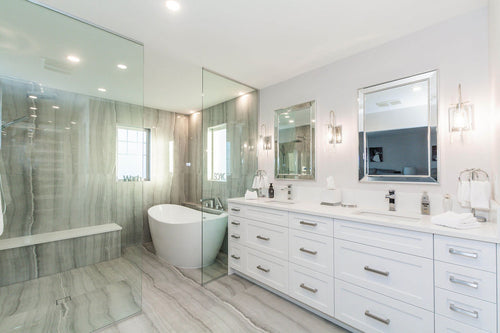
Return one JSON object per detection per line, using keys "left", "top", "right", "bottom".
{"left": 256, "top": 235, "right": 270, "bottom": 241}
{"left": 231, "top": 221, "right": 240, "bottom": 226}
{"left": 231, "top": 255, "right": 240, "bottom": 260}
{"left": 257, "top": 265, "right": 270, "bottom": 273}
{"left": 364, "top": 310, "right": 390, "bottom": 325}
{"left": 299, "top": 221, "right": 317, "bottom": 227}
{"left": 364, "top": 266, "right": 389, "bottom": 277}
{"left": 300, "top": 247, "right": 318, "bottom": 255}
{"left": 231, "top": 208, "right": 241, "bottom": 212}
{"left": 231, "top": 234, "right": 240, "bottom": 239}
{"left": 449, "top": 276, "right": 479, "bottom": 289}
{"left": 449, "top": 248, "right": 478, "bottom": 259}
{"left": 300, "top": 283, "right": 318, "bottom": 293}
{"left": 449, "top": 304, "right": 479, "bottom": 318}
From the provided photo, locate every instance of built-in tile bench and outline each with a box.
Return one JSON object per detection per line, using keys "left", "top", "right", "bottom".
{"left": 0, "top": 223, "right": 122, "bottom": 286}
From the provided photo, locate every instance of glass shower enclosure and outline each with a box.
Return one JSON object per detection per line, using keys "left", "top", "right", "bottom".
{"left": 201, "top": 69, "right": 258, "bottom": 285}
{"left": 0, "top": 1, "right": 144, "bottom": 332}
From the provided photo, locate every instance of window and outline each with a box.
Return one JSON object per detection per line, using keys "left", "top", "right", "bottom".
{"left": 117, "top": 127, "right": 151, "bottom": 181}
{"left": 207, "top": 124, "right": 227, "bottom": 182}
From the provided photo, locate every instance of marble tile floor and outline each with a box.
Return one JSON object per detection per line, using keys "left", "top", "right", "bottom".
{"left": 99, "top": 246, "right": 348, "bottom": 333}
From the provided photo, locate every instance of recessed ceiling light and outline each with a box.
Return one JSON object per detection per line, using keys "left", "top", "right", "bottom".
{"left": 98, "top": 88, "right": 107, "bottom": 92}
{"left": 70, "top": 121, "right": 77, "bottom": 125}
{"left": 284, "top": 115, "right": 290, "bottom": 119}
{"left": 48, "top": 120, "right": 53, "bottom": 123}
{"left": 189, "top": 110, "right": 195, "bottom": 114}
{"left": 289, "top": 120, "right": 295, "bottom": 123}
{"left": 28, "top": 95, "right": 37, "bottom": 99}
{"left": 166, "top": 0, "right": 180, "bottom": 11}
{"left": 30, "top": 106, "right": 37, "bottom": 110}
{"left": 66, "top": 55, "right": 80, "bottom": 63}
{"left": 65, "top": 127, "right": 71, "bottom": 130}
{"left": 117, "top": 64, "right": 127, "bottom": 70}
{"left": 30, "top": 114, "right": 37, "bottom": 118}
{"left": 52, "top": 105, "right": 60, "bottom": 109}
{"left": 238, "top": 91, "right": 245, "bottom": 96}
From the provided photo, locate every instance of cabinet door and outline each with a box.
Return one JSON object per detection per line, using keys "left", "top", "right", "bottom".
{"left": 246, "top": 248, "right": 288, "bottom": 294}
{"left": 289, "top": 229, "right": 333, "bottom": 276}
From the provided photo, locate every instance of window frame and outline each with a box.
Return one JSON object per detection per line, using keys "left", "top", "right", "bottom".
{"left": 207, "top": 123, "right": 227, "bottom": 182}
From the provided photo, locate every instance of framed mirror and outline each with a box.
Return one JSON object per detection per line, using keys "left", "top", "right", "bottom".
{"left": 358, "top": 71, "right": 438, "bottom": 183}
{"left": 275, "top": 101, "right": 315, "bottom": 180}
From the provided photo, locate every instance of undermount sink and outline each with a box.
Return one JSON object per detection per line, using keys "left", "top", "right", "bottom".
{"left": 354, "top": 209, "right": 421, "bottom": 222}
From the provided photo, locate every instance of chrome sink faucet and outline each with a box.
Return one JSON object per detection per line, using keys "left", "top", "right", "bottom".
{"left": 385, "top": 189, "right": 396, "bottom": 211}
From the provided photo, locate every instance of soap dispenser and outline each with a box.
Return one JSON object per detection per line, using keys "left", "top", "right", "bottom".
{"left": 421, "top": 191, "right": 430, "bottom": 215}
{"left": 268, "top": 183, "right": 274, "bottom": 199}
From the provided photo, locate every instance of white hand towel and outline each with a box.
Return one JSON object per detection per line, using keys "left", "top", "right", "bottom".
{"left": 431, "top": 211, "right": 480, "bottom": 229}
{"left": 470, "top": 180, "right": 491, "bottom": 210}
{"left": 260, "top": 175, "right": 268, "bottom": 189}
{"left": 457, "top": 180, "right": 471, "bottom": 208}
{"left": 252, "top": 176, "right": 260, "bottom": 189}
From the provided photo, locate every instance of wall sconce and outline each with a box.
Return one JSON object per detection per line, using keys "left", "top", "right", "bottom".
{"left": 259, "top": 124, "right": 272, "bottom": 151}
{"left": 449, "top": 84, "right": 473, "bottom": 137}
{"left": 327, "top": 110, "right": 342, "bottom": 145}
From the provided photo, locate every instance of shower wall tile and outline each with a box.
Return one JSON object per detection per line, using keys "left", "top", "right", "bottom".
{"left": 0, "top": 230, "right": 121, "bottom": 287}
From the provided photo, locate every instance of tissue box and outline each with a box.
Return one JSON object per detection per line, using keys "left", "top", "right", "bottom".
{"left": 320, "top": 189, "right": 341, "bottom": 206}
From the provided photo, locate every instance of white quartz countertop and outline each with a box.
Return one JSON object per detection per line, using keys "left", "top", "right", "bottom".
{"left": 228, "top": 198, "right": 500, "bottom": 244}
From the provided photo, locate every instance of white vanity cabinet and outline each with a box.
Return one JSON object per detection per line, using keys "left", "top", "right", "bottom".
{"left": 228, "top": 201, "right": 500, "bottom": 333}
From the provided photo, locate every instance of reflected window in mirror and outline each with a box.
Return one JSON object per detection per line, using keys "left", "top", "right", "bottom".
{"left": 358, "top": 71, "right": 438, "bottom": 183}
{"left": 207, "top": 123, "right": 228, "bottom": 182}
{"left": 274, "top": 101, "right": 315, "bottom": 180}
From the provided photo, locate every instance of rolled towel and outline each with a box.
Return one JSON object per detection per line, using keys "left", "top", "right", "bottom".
{"left": 470, "top": 180, "right": 491, "bottom": 210}
{"left": 457, "top": 180, "right": 471, "bottom": 208}
{"left": 432, "top": 211, "right": 480, "bottom": 229}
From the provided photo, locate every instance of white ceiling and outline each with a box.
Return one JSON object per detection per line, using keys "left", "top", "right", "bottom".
{"left": 35, "top": 0, "right": 486, "bottom": 113}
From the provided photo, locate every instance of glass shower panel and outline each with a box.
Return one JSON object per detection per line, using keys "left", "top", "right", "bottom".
{"left": 201, "top": 69, "right": 258, "bottom": 285}
{"left": 0, "top": 1, "right": 143, "bottom": 332}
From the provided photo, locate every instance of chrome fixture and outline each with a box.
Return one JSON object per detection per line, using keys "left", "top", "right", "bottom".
{"left": 259, "top": 124, "right": 272, "bottom": 151}
{"left": 449, "top": 84, "right": 473, "bottom": 142}
{"left": 201, "top": 197, "right": 224, "bottom": 211}
{"left": 327, "top": 110, "right": 342, "bottom": 145}
{"left": 385, "top": 189, "right": 396, "bottom": 211}
{"left": 214, "top": 197, "right": 224, "bottom": 210}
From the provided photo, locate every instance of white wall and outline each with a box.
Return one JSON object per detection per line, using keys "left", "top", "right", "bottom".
{"left": 259, "top": 8, "right": 490, "bottom": 199}
{"left": 490, "top": 0, "right": 500, "bottom": 203}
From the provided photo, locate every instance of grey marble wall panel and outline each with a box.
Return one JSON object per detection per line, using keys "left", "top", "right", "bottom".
{"left": 0, "top": 230, "right": 120, "bottom": 287}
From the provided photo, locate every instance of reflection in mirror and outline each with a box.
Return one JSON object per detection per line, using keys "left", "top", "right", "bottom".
{"left": 275, "top": 101, "right": 315, "bottom": 180}
{"left": 359, "top": 71, "right": 438, "bottom": 183}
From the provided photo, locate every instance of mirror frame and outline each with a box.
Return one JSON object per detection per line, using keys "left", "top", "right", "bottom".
{"left": 358, "top": 70, "right": 439, "bottom": 183}
{"left": 274, "top": 100, "right": 316, "bottom": 180}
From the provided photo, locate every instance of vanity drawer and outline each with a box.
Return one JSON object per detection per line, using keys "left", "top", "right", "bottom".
{"left": 435, "top": 288, "right": 497, "bottom": 332}
{"left": 335, "top": 280, "right": 434, "bottom": 333}
{"left": 435, "top": 235, "right": 496, "bottom": 273}
{"left": 435, "top": 261, "right": 496, "bottom": 303}
{"left": 289, "top": 213, "right": 333, "bottom": 237}
{"left": 228, "top": 245, "right": 245, "bottom": 273}
{"left": 244, "top": 205, "right": 289, "bottom": 227}
{"left": 246, "top": 248, "right": 288, "bottom": 294}
{"left": 335, "top": 239, "right": 434, "bottom": 310}
{"left": 289, "top": 229, "right": 333, "bottom": 276}
{"left": 334, "top": 219, "right": 433, "bottom": 258}
{"left": 245, "top": 220, "right": 288, "bottom": 260}
{"left": 435, "top": 314, "right": 489, "bottom": 333}
{"left": 228, "top": 217, "right": 245, "bottom": 244}
{"left": 228, "top": 203, "right": 245, "bottom": 216}
{"left": 288, "top": 263, "right": 334, "bottom": 316}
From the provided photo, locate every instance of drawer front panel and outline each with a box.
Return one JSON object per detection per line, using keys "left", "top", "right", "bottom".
{"left": 289, "top": 263, "right": 334, "bottom": 316}
{"left": 435, "top": 235, "right": 496, "bottom": 273}
{"left": 335, "top": 280, "right": 434, "bottom": 333}
{"left": 435, "top": 261, "right": 496, "bottom": 303}
{"left": 245, "top": 220, "right": 288, "bottom": 260}
{"left": 289, "top": 213, "right": 333, "bottom": 237}
{"left": 245, "top": 205, "right": 289, "bottom": 227}
{"left": 228, "top": 245, "right": 245, "bottom": 272}
{"left": 246, "top": 248, "right": 288, "bottom": 294}
{"left": 435, "top": 288, "right": 497, "bottom": 332}
{"left": 289, "top": 229, "right": 333, "bottom": 276}
{"left": 335, "top": 239, "right": 434, "bottom": 310}
{"left": 228, "top": 216, "right": 246, "bottom": 245}
{"left": 228, "top": 203, "right": 245, "bottom": 216}
{"left": 334, "top": 219, "right": 433, "bottom": 258}
{"left": 435, "top": 314, "right": 489, "bottom": 333}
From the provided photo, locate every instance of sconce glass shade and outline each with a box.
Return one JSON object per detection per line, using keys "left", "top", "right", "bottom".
{"left": 449, "top": 103, "right": 472, "bottom": 132}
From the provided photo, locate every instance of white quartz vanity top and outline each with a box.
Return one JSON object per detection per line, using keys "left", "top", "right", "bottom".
{"left": 228, "top": 198, "right": 500, "bottom": 243}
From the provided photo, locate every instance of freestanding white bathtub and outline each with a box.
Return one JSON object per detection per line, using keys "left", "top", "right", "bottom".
{"left": 147, "top": 204, "right": 228, "bottom": 268}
